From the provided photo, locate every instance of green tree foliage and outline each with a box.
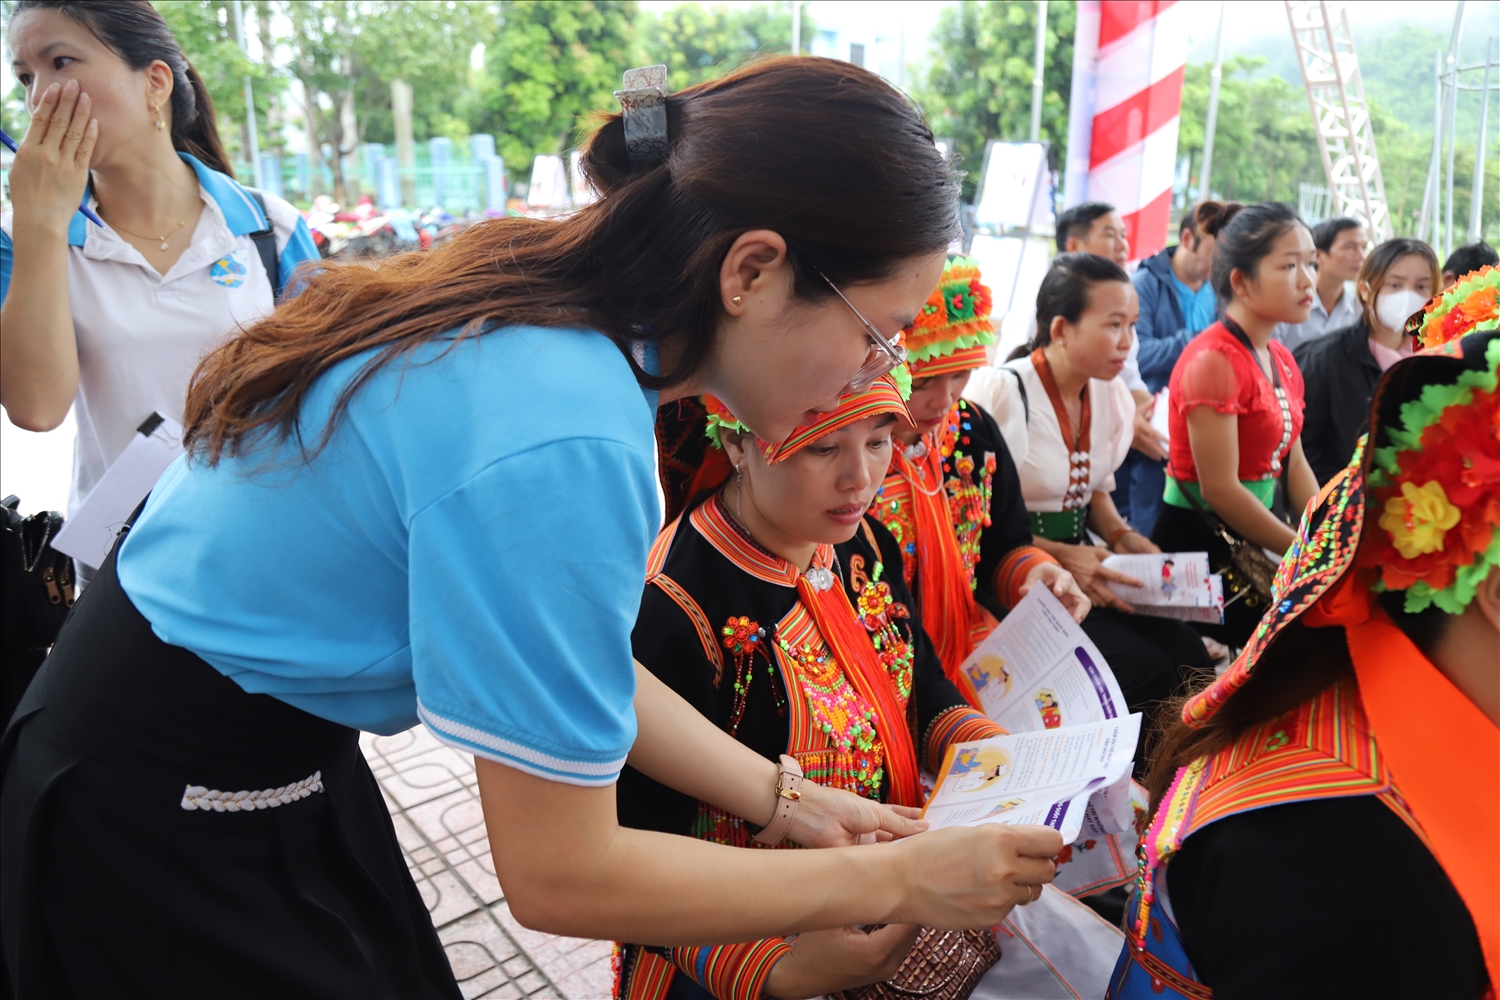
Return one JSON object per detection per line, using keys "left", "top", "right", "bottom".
{"left": 467, "top": 1, "right": 642, "bottom": 170}
{"left": 915, "top": 0, "right": 1075, "bottom": 201}
{"left": 284, "top": 0, "right": 363, "bottom": 198}
{"left": 638, "top": 3, "right": 812, "bottom": 92}
{"left": 352, "top": 1, "right": 494, "bottom": 145}
{"left": 1178, "top": 55, "right": 1319, "bottom": 205}
{"left": 1358, "top": 23, "right": 1498, "bottom": 241}
{"left": 1173, "top": 21, "right": 1496, "bottom": 240}
{"left": 153, "top": 1, "right": 261, "bottom": 130}
{"left": 155, "top": 1, "right": 287, "bottom": 166}
{"left": 0, "top": 0, "right": 275, "bottom": 162}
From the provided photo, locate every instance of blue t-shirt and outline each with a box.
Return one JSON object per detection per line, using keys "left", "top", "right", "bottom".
{"left": 118, "top": 327, "right": 660, "bottom": 786}
{"left": 1170, "top": 271, "right": 1218, "bottom": 336}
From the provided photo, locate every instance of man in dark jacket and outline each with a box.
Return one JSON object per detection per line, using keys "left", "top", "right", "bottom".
{"left": 1111, "top": 202, "right": 1230, "bottom": 536}
{"left": 1292, "top": 320, "right": 1380, "bottom": 484}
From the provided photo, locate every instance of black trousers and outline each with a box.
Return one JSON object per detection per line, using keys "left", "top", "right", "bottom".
{"left": 0, "top": 539, "right": 459, "bottom": 999}
{"left": 1150, "top": 504, "right": 1271, "bottom": 648}
{"left": 1080, "top": 607, "right": 1212, "bottom": 773}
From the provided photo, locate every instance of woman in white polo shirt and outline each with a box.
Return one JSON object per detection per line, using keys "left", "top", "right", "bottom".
{"left": 0, "top": 1, "right": 318, "bottom": 527}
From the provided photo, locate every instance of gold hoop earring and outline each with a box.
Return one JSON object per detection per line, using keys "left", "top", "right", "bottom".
{"left": 153, "top": 105, "right": 165, "bottom": 131}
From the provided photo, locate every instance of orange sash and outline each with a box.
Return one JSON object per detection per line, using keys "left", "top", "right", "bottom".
{"left": 1346, "top": 612, "right": 1500, "bottom": 988}
{"left": 891, "top": 446, "right": 987, "bottom": 706}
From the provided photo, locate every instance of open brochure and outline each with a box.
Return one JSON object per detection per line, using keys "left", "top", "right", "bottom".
{"left": 958, "top": 584, "right": 1127, "bottom": 733}
{"left": 929, "top": 584, "right": 1142, "bottom": 847}
{"left": 922, "top": 715, "right": 1142, "bottom": 845}
{"left": 1102, "top": 551, "right": 1225, "bottom": 623}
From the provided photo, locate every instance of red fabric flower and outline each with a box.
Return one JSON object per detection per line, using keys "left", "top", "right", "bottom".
{"left": 1360, "top": 384, "right": 1500, "bottom": 593}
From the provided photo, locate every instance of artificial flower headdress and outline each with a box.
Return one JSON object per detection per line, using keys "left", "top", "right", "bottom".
{"left": 1359, "top": 333, "right": 1500, "bottom": 612}
{"left": 901, "top": 255, "right": 996, "bottom": 377}
{"left": 1405, "top": 264, "right": 1500, "bottom": 350}
{"left": 703, "top": 370, "right": 912, "bottom": 464}
{"left": 1181, "top": 328, "right": 1499, "bottom": 727}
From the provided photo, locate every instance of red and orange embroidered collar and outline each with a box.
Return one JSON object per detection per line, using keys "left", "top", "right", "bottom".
{"left": 690, "top": 493, "right": 835, "bottom": 589}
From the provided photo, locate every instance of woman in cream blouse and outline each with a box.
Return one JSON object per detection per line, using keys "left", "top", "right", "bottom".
{"left": 968, "top": 254, "right": 1212, "bottom": 761}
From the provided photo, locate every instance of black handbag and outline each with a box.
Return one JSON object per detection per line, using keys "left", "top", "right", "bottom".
{"left": 1, "top": 495, "right": 76, "bottom": 653}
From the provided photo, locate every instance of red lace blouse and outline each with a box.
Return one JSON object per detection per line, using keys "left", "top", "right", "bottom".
{"left": 1167, "top": 322, "right": 1305, "bottom": 483}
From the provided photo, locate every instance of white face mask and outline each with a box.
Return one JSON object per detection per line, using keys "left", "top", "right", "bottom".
{"left": 1375, "top": 289, "right": 1428, "bottom": 333}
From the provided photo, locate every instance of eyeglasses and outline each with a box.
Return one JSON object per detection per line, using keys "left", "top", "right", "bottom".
{"left": 817, "top": 269, "right": 908, "bottom": 393}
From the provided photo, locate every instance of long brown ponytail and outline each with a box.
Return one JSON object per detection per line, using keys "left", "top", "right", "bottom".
{"left": 179, "top": 56, "right": 961, "bottom": 465}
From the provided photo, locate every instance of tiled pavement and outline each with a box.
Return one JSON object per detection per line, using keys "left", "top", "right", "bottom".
{"left": 360, "top": 728, "right": 616, "bottom": 999}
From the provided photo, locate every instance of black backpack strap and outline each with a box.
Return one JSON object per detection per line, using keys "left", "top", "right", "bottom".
{"left": 244, "top": 188, "right": 282, "bottom": 302}
{"left": 1004, "top": 366, "right": 1029, "bottom": 423}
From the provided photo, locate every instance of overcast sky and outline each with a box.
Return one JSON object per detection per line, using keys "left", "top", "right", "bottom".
{"left": 638, "top": 1, "right": 1497, "bottom": 85}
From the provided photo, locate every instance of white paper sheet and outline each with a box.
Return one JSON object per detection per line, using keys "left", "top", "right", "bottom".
{"left": 976, "top": 885, "right": 1125, "bottom": 1000}
{"left": 957, "top": 584, "right": 1127, "bottom": 734}
{"left": 51, "top": 412, "right": 183, "bottom": 569}
{"left": 1150, "top": 386, "right": 1171, "bottom": 443}
{"left": 921, "top": 715, "right": 1141, "bottom": 845}
{"left": 1101, "top": 552, "right": 1225, "bottom": 624}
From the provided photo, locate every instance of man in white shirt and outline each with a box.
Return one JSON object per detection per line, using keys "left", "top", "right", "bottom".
{"left": 1273, "top": 217, "right": 1365, "bottom": 352}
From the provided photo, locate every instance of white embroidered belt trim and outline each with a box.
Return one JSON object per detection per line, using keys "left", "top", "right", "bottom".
{"left": 180, "top": 770, "right": 323, "bottom": 811}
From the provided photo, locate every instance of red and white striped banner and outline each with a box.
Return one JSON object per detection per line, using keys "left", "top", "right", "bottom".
{"left": 1063, "top": 1, "right": 1189, "bottom": 263}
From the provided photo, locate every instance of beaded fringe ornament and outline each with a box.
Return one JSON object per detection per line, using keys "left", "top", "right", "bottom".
{"left": 720, "top": 615, "right": 783, "bottom": 735}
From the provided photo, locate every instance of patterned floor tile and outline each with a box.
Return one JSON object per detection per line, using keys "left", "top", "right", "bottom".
{"left": 362, "top": 729, "right": 612, "bottom": 1000}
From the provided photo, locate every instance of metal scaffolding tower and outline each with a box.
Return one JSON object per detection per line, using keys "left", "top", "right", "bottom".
{"left": 1285, "top": 1, "right": 1392, "bottom": 241}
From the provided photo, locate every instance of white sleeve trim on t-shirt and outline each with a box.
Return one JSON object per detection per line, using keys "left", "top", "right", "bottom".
{"left": 417, "top": 699, "right": 627, "bottom": 787}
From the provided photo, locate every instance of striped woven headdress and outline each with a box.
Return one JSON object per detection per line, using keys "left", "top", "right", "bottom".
{"left": 703, "top": 373, "right": 911, "bottom": 465}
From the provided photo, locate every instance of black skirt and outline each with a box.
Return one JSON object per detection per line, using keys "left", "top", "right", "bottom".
{"left": 1150, "top": 503, "right": 1271, "bottom": 648}
{"left": 0, "top": 539, "right": 460, "bottom": 999}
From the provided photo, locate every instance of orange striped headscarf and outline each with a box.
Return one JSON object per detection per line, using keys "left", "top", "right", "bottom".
{"left": 704, "top": 373, "right": 912, "bottom": 464}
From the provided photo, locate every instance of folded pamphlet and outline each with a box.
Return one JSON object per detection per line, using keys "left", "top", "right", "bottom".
{"left": 1102, "top": 551, "right": 1225, "bottom": 624}
{"left": 51, "top": 412, "right": 183, "bottom": 569}
{"left": 929, "top": 586, "right": 1141, "bottom": 844}
{"left": 1149, "top": 387, "right": 1170, "bottom": 443}
{"left": 922, "top": 715, "right": 1142, "bottom": 845}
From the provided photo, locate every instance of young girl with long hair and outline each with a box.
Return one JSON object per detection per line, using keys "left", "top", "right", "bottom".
{"left": 968, "top": 255, "right": 1213, "bottom": 749}
{"left": 1150, "top": 202, "right": 1320, "bottom": 647}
